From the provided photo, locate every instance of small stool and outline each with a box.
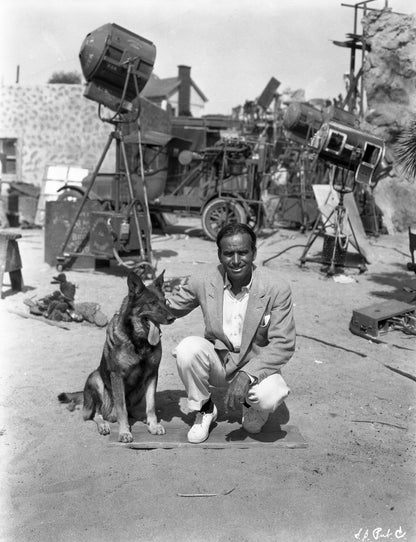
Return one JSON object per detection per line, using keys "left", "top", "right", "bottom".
{"left": 0, "top": 231, "right": 24, "bottom": 296}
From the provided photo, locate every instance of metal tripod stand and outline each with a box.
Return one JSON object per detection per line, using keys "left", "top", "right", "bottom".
{"left": 56, "top": 59, "right": 153, "bottom": 274}
{"left": 299, "top": 167, "right": 367, "bottom": 275}
{"left": 56, "top": 118, "right": 152, "bottom": 272}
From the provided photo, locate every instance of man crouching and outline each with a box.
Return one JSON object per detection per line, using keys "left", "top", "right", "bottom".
{"left": 167, "top": 222, "right": 295, "bottom": 443}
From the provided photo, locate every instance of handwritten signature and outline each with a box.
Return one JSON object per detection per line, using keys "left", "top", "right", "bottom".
{"left": 354, "top": 527, "right": 407, "bottom": 541}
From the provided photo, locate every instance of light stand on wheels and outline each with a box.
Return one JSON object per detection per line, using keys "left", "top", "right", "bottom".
{"left": 263, "top": 117, "right": 385, "bottom": 273}
{"left": 298, "top": 118, "right": 385, "bottom": 275}
{"left": 56, "top": 59, "right": 154, "bottom": 276}
{"left": 299, "top": 165, "right": 367, "bottom": 275}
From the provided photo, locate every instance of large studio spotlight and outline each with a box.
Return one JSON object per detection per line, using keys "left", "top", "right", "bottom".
{"left": 79, "top": 23, "right": 156, "bottom": 112}
{"left": 299, "top": 121, "right": 386, "bottom": 275}
{"left": 309, "top": 121, "right": 385, "bottom": 187}
{"left": 282, "top": 102, "right": 325, "bottom": 145}
{"left": 56, "top": 23, "right": 157, "bottom": 275}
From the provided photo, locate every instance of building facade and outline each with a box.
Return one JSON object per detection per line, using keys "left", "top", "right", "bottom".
{"left": 0, "top": 83, "right": 171, "bottom": 190}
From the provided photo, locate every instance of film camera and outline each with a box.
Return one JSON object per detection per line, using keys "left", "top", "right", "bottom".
{"left": 309, "top": 121, "right": 385, "bottom": 186}
{"left": 79, "top": 23, "right": 156, "bottom": 112}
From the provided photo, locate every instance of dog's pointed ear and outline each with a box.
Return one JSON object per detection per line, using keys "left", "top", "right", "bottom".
{"left": 127, "top": 271, "right": 145, "bottom": 296}
{"left": 153, "top": 270, "right": 165, "bottom": 291}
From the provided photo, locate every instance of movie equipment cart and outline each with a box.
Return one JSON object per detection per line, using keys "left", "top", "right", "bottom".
{"left": 148, "top": 137, "right": 269, "bottom": 241}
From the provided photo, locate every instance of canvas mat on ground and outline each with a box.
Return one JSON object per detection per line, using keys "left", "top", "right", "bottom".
{"left": 108, "top": 392, "right": 307, "bottom": 450}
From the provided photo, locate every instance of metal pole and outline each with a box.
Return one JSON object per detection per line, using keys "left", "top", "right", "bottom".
{"left": 349, "top": 5, "right": 358, "bottom": 112}
{"left": 59, "top": 131, "right": 115, "bottom": 257}
{"left": 119, "top": 134, "right": 148, "bottom": 261}
{"left": 360, "top": 5, "right": 367, "bottom": 117}
{"left": 137, "top": 123, "right": 153, "bottom": 259}
{"left": 341, "top": 0, "right": 377, "bottom": 113}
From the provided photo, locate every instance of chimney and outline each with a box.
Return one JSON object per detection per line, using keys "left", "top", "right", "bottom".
{"left": 178, "top": 65, "right": 192, "bottom": 116}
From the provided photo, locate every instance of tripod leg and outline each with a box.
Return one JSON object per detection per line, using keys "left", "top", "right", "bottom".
{"left": 299, "top": 155, "right": 308, "bottom": 233}
{"left": 326, "top": 205, "right": 346, "bottom": 276}
{"left": 119, "top": 138, "right": 150, "bottom": 262}
{"left": 327, "top": 230, "right": 340, "bottom": 276}
{"left": 137, "top": 124, "right": 153, "bottom": 254}
{"left": 299, "top": 209, "right": 334, "bottom": 264}
{"left": 58, "top": 132, "right": 115, "bottom": 259}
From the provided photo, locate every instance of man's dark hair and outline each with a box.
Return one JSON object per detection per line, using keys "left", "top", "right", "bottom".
{"left": 216, "top": 223, "right": 257, "bottom": 251}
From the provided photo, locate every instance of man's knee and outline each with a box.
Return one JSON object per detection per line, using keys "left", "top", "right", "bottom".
{"left": 174, "top": 336, "right": 209, "bottom": 368}
{"left": 266, "top": 384, "right": 290, "bottom": 412}
{"left": 249, "top": 373, "right": 290, "bottom": 412}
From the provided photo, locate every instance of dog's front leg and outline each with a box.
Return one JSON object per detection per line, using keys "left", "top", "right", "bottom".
{"left": 110, "top": 372, "right": 133, "bottom": 443}
{"left": 145, "top": 376, "right": 165, "bottom": 435}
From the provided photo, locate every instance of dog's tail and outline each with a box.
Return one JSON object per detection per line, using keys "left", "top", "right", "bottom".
{"left": 57, "top": 391, "right": 83, "bottom": 411}
{"left": 82, "top": 387, "right": 96, "bottom": 421}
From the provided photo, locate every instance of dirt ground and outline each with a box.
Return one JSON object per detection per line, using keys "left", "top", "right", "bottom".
{"left": 1, "top": 216, "right": 415, "bottom": 542}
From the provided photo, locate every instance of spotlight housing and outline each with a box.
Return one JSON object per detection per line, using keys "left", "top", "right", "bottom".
{"left": 79, "top": 23, "right": 156, "bottom": 112}
{"left": 310, "top": 121, "right": 385, "bottom": 186}
{"left": 283, "top": 102, "right": 324, "bottom": 144}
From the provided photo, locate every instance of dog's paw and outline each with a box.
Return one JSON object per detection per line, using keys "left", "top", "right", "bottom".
{"left": 119, "top": 431, "right": 133, "bottom": 443}
{"left": 148, "top": 423, "right": 166, "bottom": 435}
{"left": 98, "top": 422, "right": 111, "bottom": 435}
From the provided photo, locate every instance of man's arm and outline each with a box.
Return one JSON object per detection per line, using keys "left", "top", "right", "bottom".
{"left": 166, "top": 276, "right": 200, "bottom": 318}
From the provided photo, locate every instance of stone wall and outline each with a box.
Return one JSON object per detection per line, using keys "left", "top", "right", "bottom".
{"left": 0, "top": 84, "right": 171, "bottom": 189}
{"left": 0, "top": 85, "right": 114, "bottom": 187}
{"left": 362, "top": 9, "right": 416, "bottom": 232}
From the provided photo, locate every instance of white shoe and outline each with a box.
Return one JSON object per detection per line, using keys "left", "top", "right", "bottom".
{"left": 187, "top": 404, "right": 218, "bottom": 443}
{"left": 242, "top": 405, "right": 269, "bottom": 434}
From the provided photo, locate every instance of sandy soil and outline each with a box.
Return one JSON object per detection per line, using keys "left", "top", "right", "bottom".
{"left": 1, "top": 217, "right": 415, "bottom": 542}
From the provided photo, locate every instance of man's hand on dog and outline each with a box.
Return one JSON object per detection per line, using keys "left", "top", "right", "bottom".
{"left": 225, "top": 371, "right": 251, "bottom": 411}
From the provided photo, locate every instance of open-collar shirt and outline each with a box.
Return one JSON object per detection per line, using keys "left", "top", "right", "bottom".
{"left": 222, "top": 272, "right": 253, "bottom": 353}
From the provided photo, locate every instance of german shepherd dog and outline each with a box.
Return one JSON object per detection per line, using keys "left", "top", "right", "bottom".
{"left": 58, "top": 271, "right": 175, "bottom": 442}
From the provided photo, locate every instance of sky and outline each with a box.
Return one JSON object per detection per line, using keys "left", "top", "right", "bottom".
{"left": 1, "top": 0, "right": 415, "bottom": 115}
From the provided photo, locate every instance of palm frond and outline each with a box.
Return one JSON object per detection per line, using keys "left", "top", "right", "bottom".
{"left": 394, "top": 119, "right": 416, "bottom": 179}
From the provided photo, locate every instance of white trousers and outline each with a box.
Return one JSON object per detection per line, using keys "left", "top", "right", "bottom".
{"left": 174, "top": 336, "right": 290, "bottom": 412}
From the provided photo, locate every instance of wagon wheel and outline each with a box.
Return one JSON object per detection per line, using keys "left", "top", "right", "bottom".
{"left": 56, "top": 186, "right": 84, "bottom": 202}
{"left": 201, "top": 198, "right": 246, "bottom": 241}
{"left": 245, "top": 203, "right": 264, "bottom": 234}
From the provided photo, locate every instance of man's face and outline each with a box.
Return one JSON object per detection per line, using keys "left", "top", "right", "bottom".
{"left": 218, "top": 232, "right": 256, "bottom": 286}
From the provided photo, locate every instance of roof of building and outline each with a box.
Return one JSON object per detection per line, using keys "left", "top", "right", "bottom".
{"left": 142, "top": 74, "right": 208, "bottom": 103}
{"left": 142, "top": 75, "right": 180, "bottom": 100}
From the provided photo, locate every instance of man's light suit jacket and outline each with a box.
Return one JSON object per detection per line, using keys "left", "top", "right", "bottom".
{"left": 168, "top": 264, "right": 296, "bottom": 382}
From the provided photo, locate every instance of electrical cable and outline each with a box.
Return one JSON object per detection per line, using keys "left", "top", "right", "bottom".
{"left": 111, "top": 246, "right": 155, "bottom": 278}
{"left": 262, "top": 244, "right": 307, "bottom": 266}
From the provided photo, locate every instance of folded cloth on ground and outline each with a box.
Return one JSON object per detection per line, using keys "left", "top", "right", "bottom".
{"left": 74, "top": 302, "right": 108, "bottom": 327}
{"left": 24, "top": 297, "right": 108, "bottom": 327}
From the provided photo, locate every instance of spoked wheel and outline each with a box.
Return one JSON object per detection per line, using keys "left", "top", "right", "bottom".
{"left": 245, "top": 203, "right": 264, "bottom": 234}
{"left": 201, "top": 198, "right": 246, "bottom": 241}
{"left": 56, "top": 187, "right": 84, "bottom": 202}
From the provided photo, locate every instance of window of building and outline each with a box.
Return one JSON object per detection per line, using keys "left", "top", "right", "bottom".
{"left": 0, "top": 138, "right": 17, "bottom": 175}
